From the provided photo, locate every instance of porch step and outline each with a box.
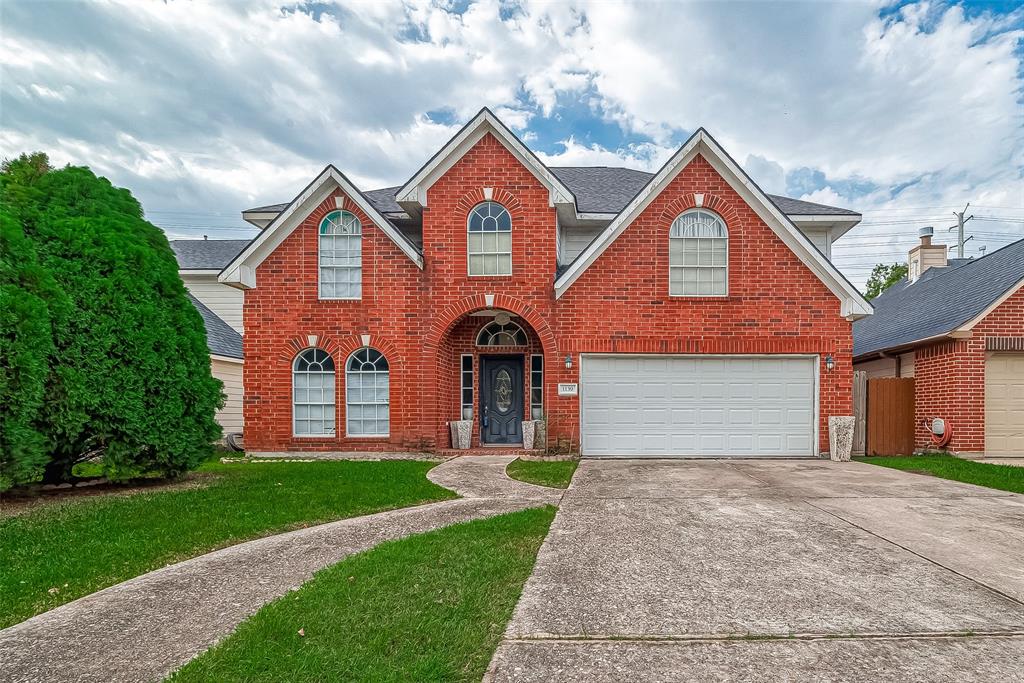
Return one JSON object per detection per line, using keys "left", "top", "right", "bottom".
{"left": 437, "top": 447, "right": 542, "bottom": 457}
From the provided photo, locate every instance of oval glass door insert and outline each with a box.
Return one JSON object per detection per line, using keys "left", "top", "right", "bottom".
{"left": 494, "top": 369, "right": 512, "bottom": 412}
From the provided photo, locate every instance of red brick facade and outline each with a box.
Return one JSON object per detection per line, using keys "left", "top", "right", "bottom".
{"left": 242, "top": 132, "right": 854, "bottom": 454}
{"left": 913, "top": 285, "right": 1024, "bottom": 453}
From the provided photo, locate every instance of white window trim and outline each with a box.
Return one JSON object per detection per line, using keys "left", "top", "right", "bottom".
{"left": 318, "top": 210, "right": 362, "bottom": 301}
{"left": 461, "top": 354, "right": 474, "bottom": 420}
{"left": 467, "top": 202, "right": 513, "bottom": 277}
{"left": 668, "top": 209, "right": 729, "bottom": 298}
{"left": 345, "top": 348, "right": 390, "bottom": 438}
{"left": 476, "top": 320, "right": 528, "bottom": 347}
{"left": 292, "top": 349, "right": 337, "bottom": 438}
{"left": 530, "top": 353, "right": 544, "bottom": 420}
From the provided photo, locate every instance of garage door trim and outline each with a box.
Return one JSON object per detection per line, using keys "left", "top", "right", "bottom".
{"left": 578, "top": 353, "right": 820, "bottom": 458}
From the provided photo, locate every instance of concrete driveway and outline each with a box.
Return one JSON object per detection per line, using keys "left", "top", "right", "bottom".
{"left": 487, "top": 459, "right": 1024, "bottom": 682}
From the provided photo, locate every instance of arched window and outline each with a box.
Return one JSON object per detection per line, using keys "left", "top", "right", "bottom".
{"left": 293, "top": 348, "right": 335, "bottom": 436}
{"left": 669, "top": 209, "right": 728, "bottom": 296}
{"left": 346, "top": 348, "right": 389, "bottom": 436}
{"left": 467, "top": 201, "right": 512, "bottom": 276}
{"left": 319, "top": 210, "right": 362, "bottom": 299}
{"left": 476, "top": 320, "right": 527, "bottom": 346}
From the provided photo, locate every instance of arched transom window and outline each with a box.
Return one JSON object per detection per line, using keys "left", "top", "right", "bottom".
{"left": 346, "top": 348, "right": 389, "bottom": 436}
{"left": 669, "top": 209, "right": 728, "bottom": 296}
{"left": 319, "top": 210, "right": 362, "bottom": 299}
{"left": 467, "top": 201, "right": 512, "bottom": 276}
{"left": 477, "top": 320, "right": 527, "bottom": 346}
{"left": 293, "top": 348, "right": 335, "bottom": 436}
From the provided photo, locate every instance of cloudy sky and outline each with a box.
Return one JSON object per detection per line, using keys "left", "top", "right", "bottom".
{"left": 2, "top": 0, "right": 1022, "bottom": 286}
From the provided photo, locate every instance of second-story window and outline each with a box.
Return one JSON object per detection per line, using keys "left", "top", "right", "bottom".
{"left": 467, "top": 201, "right": 512, "bottom": 276}
{"left": 319, "top": 210, "right": 362, "bottom": 299}
{"left": 669, "top": 209, "right": 728, "bottom": 296}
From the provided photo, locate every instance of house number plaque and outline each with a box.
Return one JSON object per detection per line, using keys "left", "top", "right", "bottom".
{"left": 557, "top": 383, "right": 579, "bottom": 397}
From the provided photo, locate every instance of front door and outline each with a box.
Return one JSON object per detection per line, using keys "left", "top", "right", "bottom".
{"left": 480, "top": 356, "right": 524, "bottom": 444}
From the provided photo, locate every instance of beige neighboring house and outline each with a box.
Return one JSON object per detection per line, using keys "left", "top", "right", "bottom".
{"left": 171, "top": 240, "right": 249, "bottom": 436}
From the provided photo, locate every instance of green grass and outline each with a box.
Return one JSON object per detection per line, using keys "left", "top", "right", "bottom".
{"left": 169, "top": 506, "right": 555, "bottom": 683}
{"left": 505, "top": 458, "right": 578, "bottom": 489}
{"left": 860, "top": 454, "right": 1024, "bottom": 494}
{"left": 0, "top": 461, "right": 456, "bottom": 628}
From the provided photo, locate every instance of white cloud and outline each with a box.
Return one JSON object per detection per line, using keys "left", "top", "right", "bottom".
{"left": 0, "top": 0, "right": 1020, "bottom": 286}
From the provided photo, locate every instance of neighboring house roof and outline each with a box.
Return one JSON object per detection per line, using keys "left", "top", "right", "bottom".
{"left": 853, "top": 238, "right": 1024, "bottom": 358}
{"left": 170, "top": 239, "right": 250, "bottom": 270}
{"left": 244, "top": 172, "right": 861, "bottom": 220}
{"left": 188, "top": 293, "right": 243, "bottom": 359}
{"left": 552, "top": 127, "right": 873, "bottom": 319}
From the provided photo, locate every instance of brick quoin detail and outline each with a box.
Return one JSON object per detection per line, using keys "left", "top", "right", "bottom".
{"left": 243, "top": 133, "right": 854, "bottom": 454}
{"left": 913, "top": 285, "right": 1024, "bottom": 454}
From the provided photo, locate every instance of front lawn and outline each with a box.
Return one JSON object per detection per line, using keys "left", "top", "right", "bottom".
{"left": 0, "top": 460, "right": 455, "bottom": 628}
{"left": 170, "top": 506, "right": 555, "bottom": 682}
{"left": 506, "top": 458, "right": 578, "bottom": 489}
{"left": 860, "top": 455, "right": 1024, "bottom": 494}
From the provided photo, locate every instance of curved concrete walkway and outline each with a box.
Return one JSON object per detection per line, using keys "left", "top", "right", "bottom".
{"left": 0, "top": 455, "right": 560, "bottom": 683}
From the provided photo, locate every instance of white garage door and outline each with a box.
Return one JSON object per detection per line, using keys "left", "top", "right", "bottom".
{"left": 986, "top": 353, "right": 1024, "bottom": 457}
{"left": 580, "top": 355, "right": 817, "bottom": 457}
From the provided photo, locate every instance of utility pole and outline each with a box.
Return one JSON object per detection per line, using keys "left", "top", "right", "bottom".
{"left": 949, "top": 203, "right": 974, "bottom": 258}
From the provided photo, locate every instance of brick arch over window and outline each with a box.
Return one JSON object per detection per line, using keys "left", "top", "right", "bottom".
{"left": 277, "top": 333, "right": 343, "bottom": 363}
{"left": 425, "top": 293, "right": 557, "bottom": 355}
{"left": 657, "top": 193, "right": 741, "bottom": 227}
{"left": 454, "top": 187, "right": 524, "bottom": 218}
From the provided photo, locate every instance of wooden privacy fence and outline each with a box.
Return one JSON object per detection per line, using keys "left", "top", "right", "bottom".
{"left": 865, "top": 377, "right": 916, "bottom": 456}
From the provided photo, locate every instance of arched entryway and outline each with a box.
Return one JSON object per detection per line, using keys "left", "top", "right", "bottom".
{"left": 425, "top": 294, "right": 557, "bottom": 449}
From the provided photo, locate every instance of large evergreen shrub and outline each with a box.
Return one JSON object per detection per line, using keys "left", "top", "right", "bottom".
{"left": 0, "top": 154, "right": 223, "bottom": 488}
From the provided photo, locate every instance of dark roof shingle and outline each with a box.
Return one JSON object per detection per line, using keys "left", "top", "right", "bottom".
{"left": 170, "top": 240, "right": 250, "bottom": 270}
{"left": 187, "top": 294, "right": 243, "bottom": 359}
{"left": 766, "top": 195, "right": 860, "bottom": 216}
{"left": 853, "top": 238, "right": 1024, "bottom": 357}
{"left": 243, "top": 167, "right": 860, "bottom": 219}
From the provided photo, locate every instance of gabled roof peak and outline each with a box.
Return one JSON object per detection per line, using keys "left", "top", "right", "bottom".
{"left": 552, "top": 127, "right": 872, "bottom": 319}
{"left": 395, "top": 107, "right": 575, "bottom": 212}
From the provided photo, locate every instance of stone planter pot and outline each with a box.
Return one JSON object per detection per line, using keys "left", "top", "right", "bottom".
{"left": 449, "top": 420, "right": 472, "bottom": 450}
{"left": 828, "top": 416, "right": 855, "bottom": 462}
{"left": 521, "top": 420, "right": 547, "bottom": 450}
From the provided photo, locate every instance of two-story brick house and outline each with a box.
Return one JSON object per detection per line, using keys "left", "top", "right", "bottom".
{"left": 220, "top": 109, "right": 872, "bottom": 457}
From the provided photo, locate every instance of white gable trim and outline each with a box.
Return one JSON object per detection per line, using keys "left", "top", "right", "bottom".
{"left": 553, "top": 129, "right": 873, "bottom": 320}
{"left": 219, "top": 166, "right": 423, "bottom": 288}
{"left": 396, "top": 108, "right": 575, "bottom": 210}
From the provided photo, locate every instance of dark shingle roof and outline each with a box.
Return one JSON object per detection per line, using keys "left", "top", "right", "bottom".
{"left": 171, "top": 240, "right": 250, "bottom": 270}
{"left": 363, "top": 186, "right": 403, "bottom": 214}
{"left": 243, "top": 203, "right": 288, "bottom": 213}
{"left": 766, "top": 195, "right": 860, "bottom": 216}
{"left": 549, "top": 167, "right": 654, "bottom": 213}
{"left": 243, "top": 167, "right": 859, "bottom": 219}
{"left": 187, "top": 294, "right": 243, "bottom": 359}
{"left": 853, "top": 238, "right": 1024, "bottom": 358}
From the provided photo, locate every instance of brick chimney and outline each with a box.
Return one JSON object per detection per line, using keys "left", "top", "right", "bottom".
{"left": 907, "top": 226, "right": 948, "bottom": 283}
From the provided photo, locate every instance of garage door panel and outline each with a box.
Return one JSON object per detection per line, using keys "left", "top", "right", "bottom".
{"left": 986, "top": 354, "right": 1024, "bottom": 457}
{"left": 582, "top": 355, "right": 816, "bottom": 457}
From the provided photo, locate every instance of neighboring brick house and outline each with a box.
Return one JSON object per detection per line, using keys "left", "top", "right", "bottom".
{"left": 171, "top": 240, "right": 248, "bottom": 435}
{"left": 854, "top": 230, "right": 1024, "bottom": 457}
{"left": 219, "top": 108, "right": 872, "bottom": 457}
